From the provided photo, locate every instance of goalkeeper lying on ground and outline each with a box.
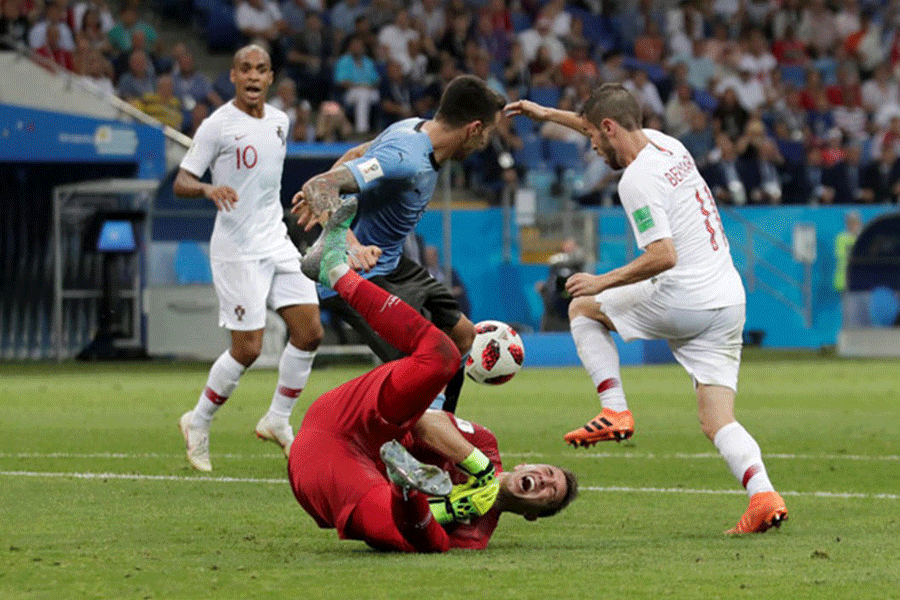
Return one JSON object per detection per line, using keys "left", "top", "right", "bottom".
{"left": 288, "top": 196, "right": 578, "bottom": 552}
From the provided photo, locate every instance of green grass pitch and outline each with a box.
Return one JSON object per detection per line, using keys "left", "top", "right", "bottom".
{"left": 1, "top": 352, "right": 898, "bottom": 600}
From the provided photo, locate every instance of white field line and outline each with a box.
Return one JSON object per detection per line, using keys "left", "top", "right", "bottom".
{"left": 0, "top": 470, "right": 898, "bottom": 500}
{"left": 2, "top": 451, "right": 898, "bottom": 461}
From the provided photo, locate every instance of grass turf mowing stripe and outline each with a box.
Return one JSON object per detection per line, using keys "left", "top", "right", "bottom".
{"left": 2, "top": 470, "right": 899, "bottom": 500}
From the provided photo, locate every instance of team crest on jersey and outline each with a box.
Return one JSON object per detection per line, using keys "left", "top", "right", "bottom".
{"left": 234, "top": 305, "right": 245, "bottom": 321}
{"left": 276, "top": 125, "right": 285, "bottom": 146}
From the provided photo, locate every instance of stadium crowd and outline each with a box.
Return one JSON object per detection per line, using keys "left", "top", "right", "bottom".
{"left": 4, "top": 0, "right": 900, "bottom": 205}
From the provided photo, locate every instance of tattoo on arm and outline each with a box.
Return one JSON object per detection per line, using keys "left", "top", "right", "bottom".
{"left": 304, "top": 165, "right": 360, "bottom": 215}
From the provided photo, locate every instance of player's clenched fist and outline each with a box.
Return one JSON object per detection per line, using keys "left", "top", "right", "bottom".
{"left": 205, "top": 185, "right": 238, "bottom": 212}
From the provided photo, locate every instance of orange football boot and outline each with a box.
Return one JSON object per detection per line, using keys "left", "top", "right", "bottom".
{"left": 564, "top": 408, "right": 635, "bottom": 447}
{"left": 726, "top": 491, "right": 788, "bottom": 534}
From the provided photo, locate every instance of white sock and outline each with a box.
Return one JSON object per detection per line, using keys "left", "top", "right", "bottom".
{"left": 192, "top": 350, "right": 246, "bottom": 427}
{"left": 713, "top": 421, "right": 775, "bottom": 497}
{"left": 570, "top": 315, "right": 628, "bottom": 412}
{"left": 328, "top": 263, "right": 350, "bottom": 287}
{"left": 267, "top": 343, "right": 316, "bottom": 418}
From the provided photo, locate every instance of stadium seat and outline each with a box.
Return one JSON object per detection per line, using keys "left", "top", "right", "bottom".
{"left": 528, "top": 85, "right": 561, "bottom": 109}
{"left": 780, "top": 64, "right": 807, "bottom": 88}
{"left": 515, "top": 136, "right": 545, "bottom": 170}
{"left": 174, "top": 241, "right": 213, "bottom": 285}
{"left": 511, "top": 114, "right": 536, "bottom": 139}
{"left": 545, "top": 139, "right": 581, "bottom": 170}
{"left": 869, "top": 286, "right": 899, "bottom": 327}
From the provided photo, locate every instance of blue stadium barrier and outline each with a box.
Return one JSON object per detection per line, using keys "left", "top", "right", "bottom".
{"left": 515, "top": 135, "right": 546, "bottom": 170}
{"left": 519, "top": 332, "right": 673, "bottom": 367}
{"left": 174, "top": 241, "right": 213, "bottom": 284}
{"left": 528, "top": 85, "right": 562, "bottom": 109}
{"left": 545, "top": 139, "right": 581, "bottom": 170}
{"left": 869, "top": 286, "right": 899, "bottom": 326}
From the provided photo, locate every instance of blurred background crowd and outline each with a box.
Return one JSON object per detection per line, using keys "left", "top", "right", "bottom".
{"left": 5, "top": 0, "right": 900, "bottom": 207}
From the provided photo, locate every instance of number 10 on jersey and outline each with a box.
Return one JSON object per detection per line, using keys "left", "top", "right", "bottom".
{"left": 236, "top": 145, "right": 257, "bottom": 169}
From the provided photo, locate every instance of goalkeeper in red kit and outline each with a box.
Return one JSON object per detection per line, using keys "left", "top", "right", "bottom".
{"left": 288, "top": 197, "right": 578, "bottom": 552}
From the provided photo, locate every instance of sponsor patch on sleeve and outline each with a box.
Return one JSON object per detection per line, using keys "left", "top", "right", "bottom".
{"left": 632, "top": 206, "right": 655, "bottom": 233}
{"left": 357, "top": 157, "right": 384, "bottom": 183}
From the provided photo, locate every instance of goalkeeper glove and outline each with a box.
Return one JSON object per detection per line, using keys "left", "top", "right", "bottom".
{"left": 457, "top": 448, "right": 496, "bottom": 488}
{"left": 429, "top": 477, "right": 500, "bottom": 525}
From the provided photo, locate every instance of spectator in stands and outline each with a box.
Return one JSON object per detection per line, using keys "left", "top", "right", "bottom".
{"left": 1, "top": 0, "right": 31, "bottom": 48}
{"left": 519, "top": 13, "right": 564, "bottom": 66}
{"left": 133, "top": 73, "right": 182, "bottom": 129}
{"left": 673, "top": 37, "right": 716, "bottom": 93}
{"left": 741, "top": 27, "right": 777, "bottom": 87}
{"left": 680, "top": 106, "right": 716, "bottom": 168}
{"left": 350, "top": 14, "right": 377, "bottom": 58}
{"left": 284, "top": 10, "right": 332, "bottom": 108}
{"left": 411, "top": 0, "right": 446, "bottom": 40}
{"left": 744, "top": 0, "right": 777, "bottom": 30}
{"left": 270, "top": 77, "right": 298, "bottom": 132}
{"left": 35, "top": 20, "right": 73, "bottom": 71}
{"left": 539, "top": 89, "right": 585, "bottom": 145}
{"left": 771, "top": 0, "right": 803, "bottom": 41}
{"left": 623, "top": 68, "right": 664, "bottom": 117}
{"left": 771, "top": 23, "right": 807, "bottom": 65}
{"left": 486, "top": 0, "right": 512, "bottom": 37}
{"left": 315, "top": 99, "right": 353, "bottom": 142}
{"left": 470, "top": 7, "right": 508, "bottom": 65}
{"left": 598, "top": 48, "right": 627, "bottom": 84}
{"left": 291, "top": 98, "right": 315, "bottom": 142}
{"left": 367, "top": 0, "right": 394, "bottom": 32}
{"left": 334, "top": 32, "right": 380, "bottom": 134}
{"left": 845, "top": 8, "right": 883, "bottom": 77}
{"left": 716, "top": 56, "right": 766, "bottom": 113}
{"left": 79, "top": 46, "right": 114, "bottom": 95}
{"left": 379, "top": 59, "right": 414, "bottom": 128}
{"left": 713, "top": 86, "right": 750, "bottom": 140}
{"left": 171, "top": 43, "right": 222, "bottom": 112}
{"left": 504, "top": 39, "right": 530, "bottom": 99}
{"left": 558, "top": 37, "right": 597, "bottom": 88}
{"left": 665, "top": 82, "right": 695, "bottom": 138}
{"left": 470, "top": 47, "right": 504, "bottom": 97}
{"left": 378, "top": 7, "right": 419, "bottom": 76}
{"left": 862, "top": 62, "right": 900, "bottom": 121}
{"left": 78, "top": 7, "right": 111, "bottom": 55}
{"left": 116, "top": 48, "right": 155, "bottom": 101}
{"left": 706, "top": 132, "right": 749, "bottom": 204}
{"left": 106, "top": 4, "right": 157, "bottom": 55}
{"left": 28, "top": 0, "right": 75, "bottom": 52}
{"left": 633, "top": 19, "right": 664, "bottom": 64}
{"left": 71, "top": 0, "right": 113, "bottom": 35}
{"left": 413, "top": 54, "right": 458, "bottom": 118}
{"left": 330, "top": 0, "right": 365, "bottom": 39}
{"left": 185, "top": 102, "right": 209, "bottom": 137}
{"left": 738, "top": 118, "right": 784, "bottom": 204}
{"left": 822, "top": 140, "right": 864, "bottom": 203}
{"left": 828, "top": 64, "right": 866, "bottom": 142}
{"left": 797, "top": 0, "right": 838, "bottom": 58}
{"left": 280, "top": 0, "right": 312, "bottom": 37}
{"left": 438, "top": 8, "right": 472, "bottom": 67}
{"left": 807, "top": 90, "right": 836, "bottom": 143}
{"left": 234, "top": 0, "right": 285, "bottom": 64}
{"left": 528, "top": 43, "right": 558, "bottom": 89}
{"left": 859, "top": 142, "right": 900, "bottom": 203}
{"left": 834, "top": 0, "right": 861, "bottom": 42}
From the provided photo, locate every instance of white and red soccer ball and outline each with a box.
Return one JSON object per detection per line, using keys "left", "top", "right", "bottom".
{"left": 465, "top": 320, "right": 525, "bottom": 385}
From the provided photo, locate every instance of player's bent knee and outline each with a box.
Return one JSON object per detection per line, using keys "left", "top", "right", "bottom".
{"left": 290, "top": 323, "right": 324, "bottom": 351}
{"left": 568, "top": 296, "right": 595, "bottom": 320}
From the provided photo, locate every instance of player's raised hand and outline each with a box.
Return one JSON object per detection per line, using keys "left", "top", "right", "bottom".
{"left": 206, "top": 185, "right": 238, "bottom": 211}
{"left": 504, "top": 99, "right": 551, "bottom": 121}
{"left": 291, "top": 189, "right": 317, "bottom": 229}
{"left": 347, "top": 244, "right": 381, "bottom": 272}
{"left": 565, "top": 272, "right": 605, "bottom": 297}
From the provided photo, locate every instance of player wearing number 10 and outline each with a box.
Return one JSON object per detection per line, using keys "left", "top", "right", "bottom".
{"left": 506, "top": 83, "right": 788, "bottom": 534}
{"left": 173, "top": 45, "right": 323, "bottom": 472}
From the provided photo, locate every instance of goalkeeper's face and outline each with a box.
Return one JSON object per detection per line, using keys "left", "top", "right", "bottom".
{"left": 503, "top": 463, "right": 569, "bottom": 518}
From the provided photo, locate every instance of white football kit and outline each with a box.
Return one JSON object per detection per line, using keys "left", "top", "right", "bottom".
{"left": 597, "top": 129, "right": 746, "bottom": 390}
{"left": 180, "top": 101, "right": 317, "bottom": 330}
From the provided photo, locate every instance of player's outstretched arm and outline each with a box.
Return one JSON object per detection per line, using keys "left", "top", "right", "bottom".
{"left": 504, "top": 100, "right": 590, "bottom": 137}
{"left": 173, "top": 168, "right": 238, "bottom": 211}
{"left": 290, "top": 165, "right": 360, "bottom": 230}
{"left": 566, "top": 238, "right": 677, "bottom": 297}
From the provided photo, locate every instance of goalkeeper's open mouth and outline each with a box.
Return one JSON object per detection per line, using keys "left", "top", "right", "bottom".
{"left": 519, "top": 474, "right": 536, "bottom": 493}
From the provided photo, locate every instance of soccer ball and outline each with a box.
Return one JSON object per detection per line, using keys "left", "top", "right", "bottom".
{"left": 465, "top": 320, "right": 525, "bottom": 385}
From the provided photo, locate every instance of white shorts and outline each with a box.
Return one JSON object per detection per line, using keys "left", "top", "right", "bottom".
{"left": 211, "top": 241, "right": 318, "bottom": 331}
{"left": 596, "top": 280, "right": 745, "bottom": 391}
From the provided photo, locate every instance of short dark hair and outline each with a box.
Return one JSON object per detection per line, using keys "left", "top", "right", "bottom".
{"left": 537, "top": 467, "right": 579, "bottom": 518}
{"left": 580, "top": 82, "right": 642, "bottom": 131}
{"left": 435, "top": 75, "right": 506, "bottom": 128}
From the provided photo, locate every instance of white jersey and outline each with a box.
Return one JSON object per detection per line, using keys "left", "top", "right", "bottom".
{"left": 180, "top": 101, "right": 292, "bottom": 261}
{"left": 617, "top": 129, "right": 745, "bottom": 310}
